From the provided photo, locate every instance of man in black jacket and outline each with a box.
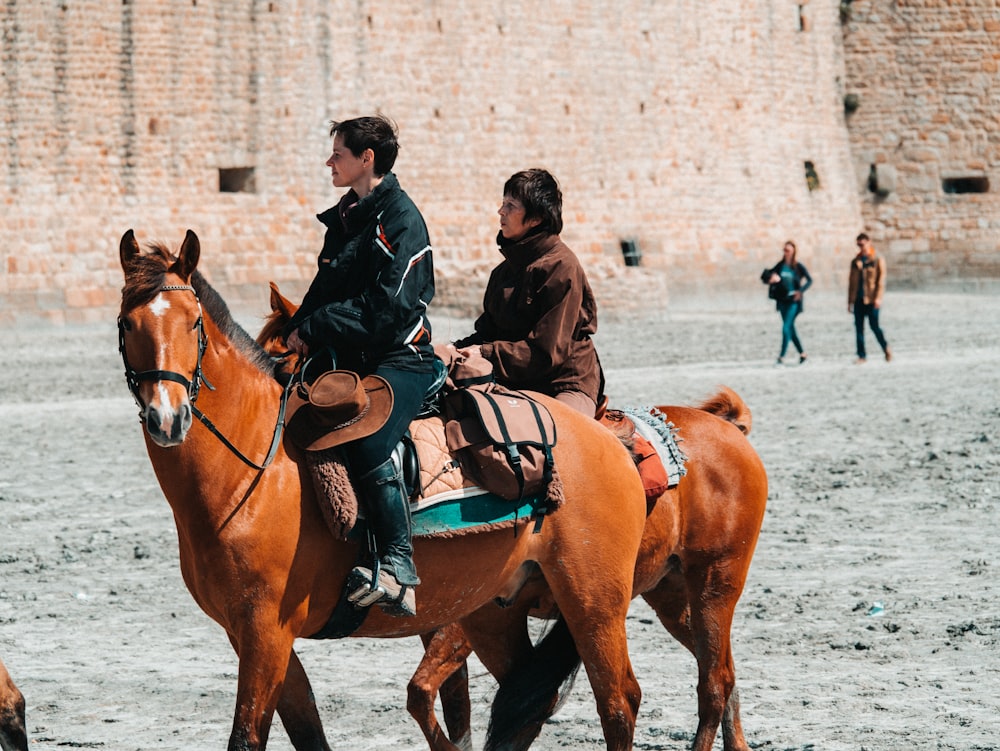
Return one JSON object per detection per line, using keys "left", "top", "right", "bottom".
{"left": 285, "top": 115, "right": 437, "bottom": 616}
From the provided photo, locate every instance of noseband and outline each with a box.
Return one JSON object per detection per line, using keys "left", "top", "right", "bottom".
{"left": 118, "top": 284, "right": 213, "bottom": 411}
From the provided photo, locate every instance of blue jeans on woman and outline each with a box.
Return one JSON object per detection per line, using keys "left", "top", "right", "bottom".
{"left": 853, "top": 303, "right": 889, "bottom": 359}
{"left": 777, "top": 299, "right": 804, "bottom": 359}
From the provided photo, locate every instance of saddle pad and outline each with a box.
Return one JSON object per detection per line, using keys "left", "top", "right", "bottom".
{"left": 408, "top": 415, "right": 549, "bottom": 537}
{"left": 410, "top": 487, "right": 548, "bottom": 537}
{"left": 623, "top": 406, "right": 688, "bottom": 487}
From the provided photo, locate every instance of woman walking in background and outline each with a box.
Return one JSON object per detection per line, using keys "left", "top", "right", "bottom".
{"left": 762, "top": 240, "right": 813, "bottom": 365}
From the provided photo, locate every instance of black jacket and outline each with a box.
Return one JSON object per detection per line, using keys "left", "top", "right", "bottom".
{"left": 762, "top": 260, "right": 812, "bottom": 310}
{"left": 285, "top": 172, "right": 435, "bottom": 374}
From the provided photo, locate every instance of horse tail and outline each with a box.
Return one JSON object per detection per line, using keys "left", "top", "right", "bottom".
{"left": 484, "top": 616, "right": 582, "bottom": 751}
{"left": 696, "top": 385, "right": 752, "bottom": 435}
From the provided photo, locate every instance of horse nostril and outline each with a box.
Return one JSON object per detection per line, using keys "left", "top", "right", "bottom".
{"left": 146, "top": 407, "right": 163, "bottom": 435}
{"left": 145, "top": 402, "right": 190, "bottom": 446}
{"left": 176, "top": 403, "right": 193, "bottom": 438}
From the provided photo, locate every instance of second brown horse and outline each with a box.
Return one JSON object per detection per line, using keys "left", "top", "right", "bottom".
{"left": 0, "top": 658, "right": 26, "bottom": 751}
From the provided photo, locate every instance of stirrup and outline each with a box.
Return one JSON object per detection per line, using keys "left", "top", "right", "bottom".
{"left": 346, "top": 566, "right": 416, "bottom": 617}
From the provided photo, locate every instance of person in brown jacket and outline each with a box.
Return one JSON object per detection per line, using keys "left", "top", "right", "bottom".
{"left": 454, "top": 168, "right": 604, "bottom": 416}
{"left": 848, "top": 232, "right": 892, "bottom": 363}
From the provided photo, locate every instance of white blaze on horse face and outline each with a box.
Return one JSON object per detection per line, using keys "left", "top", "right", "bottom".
{"left": 149, "top": 293, "right": 171, "bottom": 317}
{"left": 157, "top": 382, "right": 180, "bottom": 415}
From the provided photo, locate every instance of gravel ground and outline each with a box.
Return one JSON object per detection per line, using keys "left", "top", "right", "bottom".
{"left": 1, "top": 288, "right": 998, "bottom": 750}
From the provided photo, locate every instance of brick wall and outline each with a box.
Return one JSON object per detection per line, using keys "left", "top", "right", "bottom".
{"left": 842, "top": 0, "right": 1000, "bottom": 287}
{"left": 1, "top": 0, "right": 864, "bottom": 324}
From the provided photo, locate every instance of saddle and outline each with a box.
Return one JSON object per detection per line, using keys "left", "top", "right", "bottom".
{"left": 304, "top": 414, "right": 554, "bottom": 542}
{"left": 295, "top": 358, "right": 558, "bottom": 542}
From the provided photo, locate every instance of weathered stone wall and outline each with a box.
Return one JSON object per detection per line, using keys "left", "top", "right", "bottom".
{"left": 842, "top": 0, "right": 1000, "bottom": 287}
{"left": 1, "top": 0, "right": 862, "bottom": 324}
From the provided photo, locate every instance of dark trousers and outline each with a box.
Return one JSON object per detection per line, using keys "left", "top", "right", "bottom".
{"left": 344, "top": 364, "right": 436, "bottom": 587}
{"left": 854, "top": 303, "right": 889, "bottom": 359}
{"left": 345, "top": 365, "right": 437, "bottom": 475}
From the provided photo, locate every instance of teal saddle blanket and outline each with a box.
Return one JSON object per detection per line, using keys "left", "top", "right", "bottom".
{"left": 408, "top": 486, "right": 550, "bottom": 537}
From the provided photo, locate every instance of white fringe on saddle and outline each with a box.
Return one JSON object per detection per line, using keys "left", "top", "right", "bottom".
{"left": 623, "top": 407, "right": 688, "bottom": 488}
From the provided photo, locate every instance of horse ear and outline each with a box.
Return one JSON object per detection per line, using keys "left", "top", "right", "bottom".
{"left": 268, "top": 281, "right": 299, "bottom": 319}
{"left": 175, "top": 229, "right": 201, "bottom": 279}
{"left": 120, "top": 229, "right": 141, "bottom": 272}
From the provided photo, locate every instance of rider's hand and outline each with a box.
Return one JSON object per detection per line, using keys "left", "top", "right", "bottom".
{"left": 457, "top": 344, "right": 483, "bottom": 361}
{"left": 286, "top": 328, "right": 309, "bottom": 357}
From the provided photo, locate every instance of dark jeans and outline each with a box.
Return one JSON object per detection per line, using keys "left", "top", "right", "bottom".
{"left": 777, "top": 300, "right": 804, "bottom": 358}
{"left": 853, "top": 303, "right": 889, "bottom": 359}
{"left": 345, "top": 365, "right": 438, "bottom": 476}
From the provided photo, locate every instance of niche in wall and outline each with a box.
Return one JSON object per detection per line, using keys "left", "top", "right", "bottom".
{"left": 804, "top": 161, "right": 820, "bottom": 191}
{"left": 219, "top": 167, "right": 256, "bottom": 194}
{"left": 942, "top": 176, "right": 989, "bottom": 194}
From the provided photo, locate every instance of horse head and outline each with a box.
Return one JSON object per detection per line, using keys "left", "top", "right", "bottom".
{"left": 118, "top": 229, "right": 206, "bottom": 448}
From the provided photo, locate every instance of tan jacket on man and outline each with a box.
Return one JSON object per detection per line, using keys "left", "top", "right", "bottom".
{"left": 848, "top": 250, "right": 886, "bottom": 308}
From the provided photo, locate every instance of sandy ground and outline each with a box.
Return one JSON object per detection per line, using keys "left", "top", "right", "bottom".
{"left": 1, "top": 288, "right": 999, "bottom": 750}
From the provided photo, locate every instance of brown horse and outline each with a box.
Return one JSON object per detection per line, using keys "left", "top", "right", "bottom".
{"left": 408, "top": 394, "right": 767, "bottom": 751}
{"left": 118, "top": 229, "right": 650, "bottom": 751}
{"left": 259, "top": 284, "right": 769, "bottom": 751}
{"left": 0, "top": 658, "right": 27, "bottom": 751}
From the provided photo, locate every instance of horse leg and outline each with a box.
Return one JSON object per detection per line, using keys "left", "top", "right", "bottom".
{"left": 460, "top": 604, "right": 550, "bottom": 751}
{"left": 721, "top": 685, "right": 747, "bottom": 751}
{"left": 478, "top": 578, "right": 640, "bottom": 750}
{"left": 275, "top": 648, "right": 333, "bottom": 751}
{"left": 556, "top": 602, "right": 641, "bottom": 750}
{"left": 225, "top": 627, "right": 296, "bottom": 751}
{"left": 409, "top": 626, "right": 474, "bottom": 751}
{"left": 437, "top": 646, "right": 473, "bottom": 749}
{"left": 642, "top": 573, "right": 748, "bottom": 751}
{"left": 0, "top": 659, "right": 27, "bottom": 751}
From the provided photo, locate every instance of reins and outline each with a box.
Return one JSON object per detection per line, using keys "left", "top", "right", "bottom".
{"left": 118, "top": 283, "right": 291, "bottom": 473}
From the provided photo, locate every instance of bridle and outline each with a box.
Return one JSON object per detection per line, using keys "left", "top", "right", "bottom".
{"left": 118, "top": 284, "right": 289, "bottom": 474}
{"left": 119, "top": 284, "right": 212, "bottom": 408}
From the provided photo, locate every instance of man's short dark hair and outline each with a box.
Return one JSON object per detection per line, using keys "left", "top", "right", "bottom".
{"left": 329, "top": 115, "right": 399, "bottom": 176}
{"left": 503, "top": 169, "right": 563, "bottom": 235}
{"left": 856, "top": 232, "right": 870, "bottom": 242}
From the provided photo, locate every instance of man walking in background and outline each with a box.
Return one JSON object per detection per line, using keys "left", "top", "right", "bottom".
{"left": 848, "top": 232, "right": 892, "bottom": 364}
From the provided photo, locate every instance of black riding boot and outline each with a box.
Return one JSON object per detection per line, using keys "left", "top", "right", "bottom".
{"left": 349, "top": 457, "right": 418, "bottom": 616}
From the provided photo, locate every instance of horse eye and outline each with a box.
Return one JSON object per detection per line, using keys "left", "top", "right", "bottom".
{"left": 120, "top": 317, "right": 133, "bottom": 332}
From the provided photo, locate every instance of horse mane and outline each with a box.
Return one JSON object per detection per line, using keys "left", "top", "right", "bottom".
{"left": 191, "top": 273, "right": 284, "bottom": 380}
{"left": 122, "top": 242, "right": 283, "bottom": 382}
{"left": 696, "top": 386, "right": 752, "bottom": 435}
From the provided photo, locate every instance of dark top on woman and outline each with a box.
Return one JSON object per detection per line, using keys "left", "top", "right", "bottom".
{"left": 764, "top": 260, "right": 813, "bottom": 310}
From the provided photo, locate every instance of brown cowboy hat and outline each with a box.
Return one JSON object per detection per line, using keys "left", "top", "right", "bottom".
{"left": 285, "top": 370, "right": 393, "bottom": 452}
